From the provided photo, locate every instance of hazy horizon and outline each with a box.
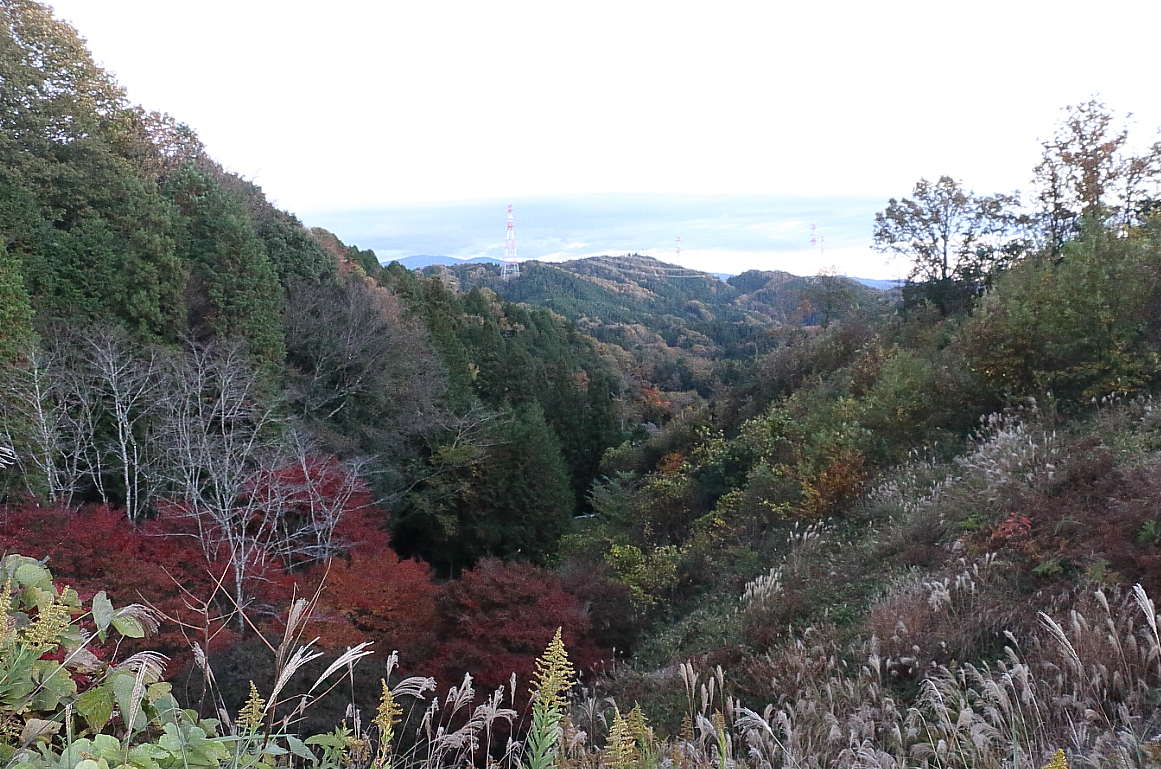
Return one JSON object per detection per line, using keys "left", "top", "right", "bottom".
{"left": 303, "top": 193, "right": 906, "bottom": 279}
{"left": 44, "top": 1, "right": 1161, "bottom": 284}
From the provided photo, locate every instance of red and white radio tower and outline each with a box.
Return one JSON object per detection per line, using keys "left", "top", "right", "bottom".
{"left": 676, "top": 236, "right": 681, "bottom": 256}
{"left": 501, "top": 205, "right": 520, "bottom": 280}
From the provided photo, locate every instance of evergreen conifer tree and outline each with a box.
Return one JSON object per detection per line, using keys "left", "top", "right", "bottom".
{"left": 0, "top": 246, "right": 34, "bottom": 364}
{"left": 164, "top": 166, "right": 285, "bottom": 362}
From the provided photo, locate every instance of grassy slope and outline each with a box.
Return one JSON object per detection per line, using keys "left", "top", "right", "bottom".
{"left": 588, "top": 401, "right": 1161, "bottom": 768}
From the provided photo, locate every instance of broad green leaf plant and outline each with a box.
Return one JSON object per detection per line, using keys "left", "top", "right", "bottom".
{"left": 0, "top": 554, "right": 235, "bottom": 769}
{"left": 0, "top": 554, "right": 379, "bottom": 769}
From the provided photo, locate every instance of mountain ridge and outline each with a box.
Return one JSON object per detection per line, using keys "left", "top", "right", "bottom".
{"left": 403, "top": 254, "right": 885, "bottom": 398}
{"left": 384, "top": 252, "right": 897, "bottom": 290}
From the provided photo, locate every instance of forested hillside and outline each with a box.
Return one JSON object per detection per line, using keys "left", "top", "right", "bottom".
{"left": 431, "top": 256, "right": 881, "bottom": 400}
{"left": 5, "top": 3, "right": 1161, "bottom": 768}
{"left": 0, "top": 0, "right": 625, "bottom": 708}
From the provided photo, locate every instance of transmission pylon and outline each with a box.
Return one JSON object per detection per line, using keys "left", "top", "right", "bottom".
{"left": 500, "top": 205, "right": 520, "bottom": 280}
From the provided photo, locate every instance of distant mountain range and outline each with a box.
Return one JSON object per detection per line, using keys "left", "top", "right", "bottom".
{"left": 384, "top": 254, "right": 899, "bottom": 290}
{"left": 395, "top": 255, "right": 502, "bottom": 269}
{"left": 393, "top": 254, "right": 891, "bottom": 373}
{"left": 852, "top": 277, "right": 905, "bottom": 290}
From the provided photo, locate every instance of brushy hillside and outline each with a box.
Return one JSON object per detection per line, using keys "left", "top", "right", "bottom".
{"left": 590, "top": 398, "right": 1161, "bottom": 767}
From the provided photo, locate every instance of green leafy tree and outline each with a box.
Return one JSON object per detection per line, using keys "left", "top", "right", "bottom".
{"left": 452, "top": 287, "right": 624, "bottom": 509}
{"left": 391, "top": 271, "right": 476, "bottom": 408}
{"left": 1034, "top": 99, "right": 1161, "bottom": 253}
{"left": 0, "top": 0, "right": 187, "bottom": 341}
{"left": 956, "top": 227, "right": 1161, "bottom": 403}
{"left": 874, "top": 176, "right": 1026, "bottom": 313}
{"left": 255, "top": 213, "right": 338, "bottom": 287}
{"left": 393, "top": 403, "right": 575, "bottom": 575}
{"left": 0, "top": 0, "right": 126, "bottom": 146}
{"left": 804, "top": 268, "right": 860, "bottom": 329}
{"left": 346, "top": 245, "right": 381, "bottom": 278}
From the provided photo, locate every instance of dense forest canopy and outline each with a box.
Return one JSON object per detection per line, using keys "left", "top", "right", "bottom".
{"left": 5, "top": 3, "right": 1161, "bottom": 768}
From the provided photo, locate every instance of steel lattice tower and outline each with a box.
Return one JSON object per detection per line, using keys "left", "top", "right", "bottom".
{"left": 500, "top": 205, "right": 520, "bottom": 279}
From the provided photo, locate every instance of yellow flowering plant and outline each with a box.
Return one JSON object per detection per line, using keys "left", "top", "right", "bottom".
{"left": 525, "top": 628, "right": 575, "bottom": 769}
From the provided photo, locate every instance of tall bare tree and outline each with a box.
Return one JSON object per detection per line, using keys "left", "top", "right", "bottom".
{"left": 0, "top": 329, "right": 162, "bottom": 517}
{"left": 155, "top": 340, "right": 286, "bottom": 615}
{"left": 0, "top": 344, "right": 88, "bottom": 504}
{"left": 253, "top": 430, "right": 370, "bottom": 566}
{"left": 155, "top": 341, "right": 362, "bottom": 618}
{"left": 283, "top": 276, "right": 445, "bottom": 455}
{"left": 83, "top": 326, "right": 160, "bottom": 521}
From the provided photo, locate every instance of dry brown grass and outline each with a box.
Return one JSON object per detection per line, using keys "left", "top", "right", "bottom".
{"left": 638, "top": 583, "right": 1161, "bottom": 769}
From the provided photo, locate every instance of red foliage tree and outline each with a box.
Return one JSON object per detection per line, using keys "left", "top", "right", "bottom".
{"left": 0, "top": 504, "right": 237, "bottom": 664}
{"left": 0, "top": 453, "right": 376, "bottom": 673}
{"left": 558, "top": 559, "right": 644, "bottom": 656}
{"left": 0, "top": 463, "right": 611, "bottom": 704}
{"left": 298, "top": 506, "right": 439, "bottom": 669}
{"left": 426, "top": 559, "right": 609, "bottom": 694}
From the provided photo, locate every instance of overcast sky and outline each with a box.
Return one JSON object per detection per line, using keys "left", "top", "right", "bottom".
{"left": 43, "top": 0, "right": 1161, "bottom": 277}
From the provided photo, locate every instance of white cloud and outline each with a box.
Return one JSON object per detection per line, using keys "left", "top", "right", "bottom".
{"left": 45, "top": 0, "right": 1161, "bottom": 221}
